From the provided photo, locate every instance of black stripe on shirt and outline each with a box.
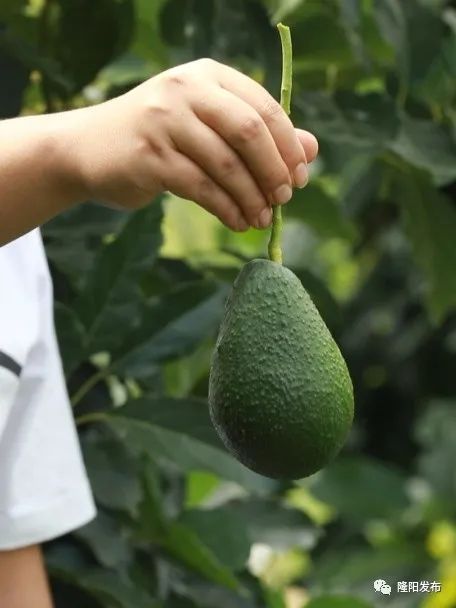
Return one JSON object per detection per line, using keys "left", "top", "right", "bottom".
{"left": 0, "top": 351, "right": 21, "bottom": 377}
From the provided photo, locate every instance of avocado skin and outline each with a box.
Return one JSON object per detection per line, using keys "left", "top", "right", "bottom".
{"left": 208, "top": 259, "right": 354, "bottom": 479}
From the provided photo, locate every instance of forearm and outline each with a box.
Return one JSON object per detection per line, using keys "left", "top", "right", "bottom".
{"left": 0, "top": 112, "right": 86, "bottom": 245}
{"left": 0, "top": 545, "right": 54, "bottom": 608}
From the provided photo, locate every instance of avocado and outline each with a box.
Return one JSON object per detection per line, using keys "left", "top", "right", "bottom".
{"left": 208, "top": 259, "right": 354, "bottom": 479}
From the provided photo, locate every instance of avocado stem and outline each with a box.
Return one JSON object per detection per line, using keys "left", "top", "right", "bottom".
{"left": 268, "top": 23, "right": 292, "bottom": 265}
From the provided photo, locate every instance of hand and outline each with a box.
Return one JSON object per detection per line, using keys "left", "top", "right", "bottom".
{"left": 69, "top": 58, "right": 318, "bottom": 231}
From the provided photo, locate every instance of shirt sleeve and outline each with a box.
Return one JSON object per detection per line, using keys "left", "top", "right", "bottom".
{"left": 0, "top": 230, "right": 96, "bottom": 550}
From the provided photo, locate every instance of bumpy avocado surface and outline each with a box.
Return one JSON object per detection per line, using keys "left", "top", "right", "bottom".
{"left": 208, "top": 259, "right": 354, "bottom": 479}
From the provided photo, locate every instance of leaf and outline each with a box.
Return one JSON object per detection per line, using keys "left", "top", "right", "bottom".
{"left": 305, "top": 456, "right": 409, "bottom": 522}
{"left": 373, "top": 0, "right": 446, "bottom": 99}
{"left": 131, "top": 0, "right": 169, "bottom": 68}
{"left": 115, "top": 396, "right": 221, "bottom": 448}
{"left": 74, "top": 512, "right": 132, "bottom": 569}
{"left": 415, "top": 399, "right": 456, "bottom": 505}
{"left": 0, "top": 32, "right": 29, "bottom": 118}
{"left": 309, "top": 544, "right": 430, "bottom": 590}
{"left": 294, "top": 91, "right": 400, "bottom": 150}
{"left": 111, "top": 281, "right": 227, "bottom": 377}
{"left": 55, "top": 0, "right": 135, "bottom": 93}
{"left": 44, "top": 203, "right": 128, "bottom": 290}
{"left": 180, "top": 508, "right": 250, "bottom": 571}
{"left": 305, "top": 596, "right": 373, "bottom": 608}
{"left": 69, "top": 570, "right": 159, "bottom": 608}
{"left": 226, "top": 498, "right": 319, "bottom": 551}
{"left": 263, "top": 587, "right": 287, "bottom": 608}
{"left": 47, "top": 544, "right": 158, "bottom": 608}
{"left": 287, "top": 183, "right": 356, "bottom": 240}
{"left": 339, "top": 155, "right": 383, "bottom": 218}
{"left": 106, "top": 415, "right": 275, "bottom": 494}
{"left": 390, "top": 115, "right": 456, "bottom": 186}
{"left": 173, "top": 580, "right": 255, "bottom": 608}
{"left": 395, "top": 168, "right": 456, "bottom": 322}
{"left": 165, "top": 523, "right": 239, "bottom": 590}
{"left": 140, "top": 465, "right": 240, "bottom": 590}
{"left": 372, "top": 0, "right": 409, "bottom": 88}
{"left": 82, "top": 433, "right": 142, "bottom": 516}
{"left": 54, "top": 302, "right": 86, "bottom": 375}
{"left": 75, "top": 203, "right": 163, "bottom": 354}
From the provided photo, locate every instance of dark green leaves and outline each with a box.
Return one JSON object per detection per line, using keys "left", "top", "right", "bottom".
{"left": 396, "top": 169, "right": 456, "bottom": 322}
{"left": 295, "top": 91, "right": 399, "bottom": 150}
{"left": 55, "top": 0, "right": 135, "bottom": 93}
{"left": 111, "top": 281, "right": 226, "bottom": 377}
{"left": 139, "top": 466, "right": 240, "bottom": 589}
{"left": 75, "top": 203, "right": 163, "bottom": 355}
{"left": 306, "top": 457, "right": 409, "bottom": 522}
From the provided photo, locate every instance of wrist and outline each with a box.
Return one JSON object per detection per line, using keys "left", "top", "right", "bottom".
{"left": 43, "top": 109, "right": 92, "bottom": 208}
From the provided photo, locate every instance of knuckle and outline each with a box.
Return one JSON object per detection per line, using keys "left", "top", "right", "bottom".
{"left": 267, "top": 166, "right": 291, "bottom": 190}
{"left": 236, "top": 116, "right": 263, "bottom": 144}
{"left": 196, "top": 175, "right": 215, "bottom": 199}
{"left": 220, "top": 154, "right": 239, "bottom": 177}
{"left": 163, "top": 73, "right": 187, "bottom": 88}
{"left": 261, "top": 97, "right": 283, "bottom": 122}
{"left": 196, "top": 57, "right": 216, "bottom": 70}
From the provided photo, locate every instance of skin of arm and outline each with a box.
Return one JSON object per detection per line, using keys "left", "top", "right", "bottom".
{"left": 0, "top": 545, "right": 54, "bottom": 608}
{"left": 0, "top": 57, "right": 318, "bottom": 246}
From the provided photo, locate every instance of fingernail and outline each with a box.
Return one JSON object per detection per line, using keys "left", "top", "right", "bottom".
{"left": 258, "top": 207, "right": 272, "bottom": 229}
{"left": 293, "top": 162, "right": 308, "bottom": 188}
{"left": 274, "top": 184, "right": 292, "bottom": 205}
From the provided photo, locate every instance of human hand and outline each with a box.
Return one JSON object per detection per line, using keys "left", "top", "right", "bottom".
{"left": 69, "top": 58, "right": 318, "bottom": 231}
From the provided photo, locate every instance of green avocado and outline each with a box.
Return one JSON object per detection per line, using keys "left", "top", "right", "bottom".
{"left": 208, "top": 258, "right": 354, "bottom": 479}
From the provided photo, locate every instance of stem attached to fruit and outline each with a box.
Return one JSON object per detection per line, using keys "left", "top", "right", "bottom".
{"left": 268, "top": 23, "right": 293, "bottom": 265}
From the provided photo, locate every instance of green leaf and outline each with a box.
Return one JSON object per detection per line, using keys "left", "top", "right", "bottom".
{"left": 111, "top": 281, "right": 226, "bottom": 377}
{"left": 82, "top": 433, "right": 142, "bottom": 516}
{"left": 180, "top": 508, "right": 250, "bottom": 571}
{"left": 44, "top": 203, "right": 127, "bottom": 290}
{"left": 372, "top": 0, "right": 408, "bottom": 89}
{"left": 115, "top": 396, "right": 221, "bottom": 448}
{"left": 263, "top": 586, "right": 287, "bottom": 608}
{"left": 47, "top": 544, "right": 158, "bottom": 608}
{"left": 373, "top": 0, "right": 445, "bottom": 100}
{"left": 55, "top": 0, "right": 136, "bottom": 93}
{"left": 339, "top": 155, "right": 383, "bottom": 218}
{"left": 287, "top": 183, "right": 356, "bottom": 240}
{"left": 74, "top": 512, "right": 132, "bottom": 569}
{"left": 395, "top": 168, "right": 456, "bottom": 322}
{"left": 173, "top": 580, "right": 255, "bottom": 608}
{"left": 226, "top": 498, "right": 318, "bottom": 550}
{"left": 69, "top": 570, "right": 159, "bottom": 608}
{"left": 306, "top": 456, "right": 409, "bottom": 522}
{"left": 54, "top": 303, "right": 85, "bottom": 375}
{"left": 75, "top": 203, "right": 163, "bottom": 354}
{"left": 140, "top": 465, "right": 240, "bottom": 590}
{"left": 295, "top": 91, "right": 399, "bottom": 150}
{"left": 415, "top": 399, "right": 456, "bottom": 505}
{"left": 390, "top": 115, "right": 456, "bottom": 186}
{"left": 106, "top": 415, "right": 275, "bottom": 494}
{"left": 165, "top": 523, "right": 240, "bottom": 590}
{"left": 309, "top": 544, "right": 430, "bottom": 590}
{"left": 131, "top": 0, "right": 169, "bottom": 69}
{"left": 306, "top": 596, "right": 373, "bottom": 608}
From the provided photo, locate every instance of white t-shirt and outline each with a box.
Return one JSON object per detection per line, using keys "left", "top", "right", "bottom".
{"left": 0, "top": 229, "right": 96, "bottom": 550}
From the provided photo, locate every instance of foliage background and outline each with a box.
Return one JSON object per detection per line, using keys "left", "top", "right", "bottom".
{"left": 1, "top": 0, "right": 456, "bottom": 607}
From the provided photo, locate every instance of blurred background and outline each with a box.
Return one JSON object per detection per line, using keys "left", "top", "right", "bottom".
{"left": 1, "top": 1, "right": 456, "bottom": 607}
